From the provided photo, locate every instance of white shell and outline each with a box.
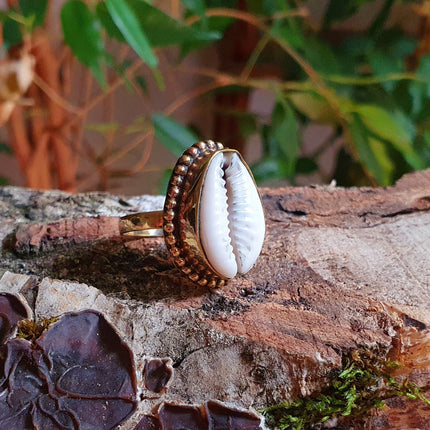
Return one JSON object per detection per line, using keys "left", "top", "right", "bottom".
{"left": 199, "top": 152, "right": 265, "bottom": 279}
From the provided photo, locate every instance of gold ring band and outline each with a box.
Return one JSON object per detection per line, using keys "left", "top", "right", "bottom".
{"left": 119, "top": 211, "right": 164, "bottom": 237}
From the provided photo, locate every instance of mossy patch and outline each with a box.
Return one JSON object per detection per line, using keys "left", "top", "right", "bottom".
{"left": 263, "top": 349, "right": 430, "bottom": 430}
{"left": 17, "top": 317, "right": 59, "bottom": 341}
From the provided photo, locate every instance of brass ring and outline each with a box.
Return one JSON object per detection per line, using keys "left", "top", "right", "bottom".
{"left": 120, "top": 140, "right": 265, "bottom": 288}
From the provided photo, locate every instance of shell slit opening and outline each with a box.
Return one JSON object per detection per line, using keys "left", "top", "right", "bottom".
{"left": 222, "top": 157, "right": 240, "bottom": 270}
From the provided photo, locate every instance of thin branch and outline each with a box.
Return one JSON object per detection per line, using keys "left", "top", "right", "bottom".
{"left": 77, "top": 130, "right": 153, "bottom": 191}
{"left": 118, "top": 44, "right": 132, "bottom": 64}
{"left": 271, "top": 8, "right": 308, "bottom": 20}
{"left": 175, "top": 65, "right": 313, "bottom": 91}
{"left": 74, "top": 69, "right": 93, "bottom": 159}
{"left": 240, "top": 33, "right": 271, "bottom": 81}
{"left": 33, "top": 74, "right": 80, "bottom": 114}
{"left": 157, "top": 50, "right": 182, "bottom": 99}
{"left": 368, "top": 0, "right": 395, "bottom": 38}
{"left": 324, "top": 73, "right": 422, "bottom": 86}
{"left": 80, "top": 59, "right": 144, "bottom": 116}
{"left": 61, "top": 49, "right": 74, "bottom": 96}
{"left": 174, "top": 65, "right": 234, "bottom": 82}
{"left": 104, "top": 130, "right": 153, "bottom": 169}
{"left": 164, "top": 81, "right": 232, "bottom": 116}
{"left": 186, "top": 7, "right": 306, "bottom": 26}
{"left": 171, "top": 0, "right": 180, "bottom": 19}
{"left": 123, "top": 131, "right": 154, "bottom": 174}
{"left": 102, "top": 69, "right": 117, "bottom": 160}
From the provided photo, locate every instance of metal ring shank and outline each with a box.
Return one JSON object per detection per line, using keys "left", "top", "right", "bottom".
{"left": 119, "top": 211, "right": 164, "bottom": 237}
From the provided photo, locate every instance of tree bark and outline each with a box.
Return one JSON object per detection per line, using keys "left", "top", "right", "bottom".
{"left": 0, "top": 170, "right": 429, "bottom": 429}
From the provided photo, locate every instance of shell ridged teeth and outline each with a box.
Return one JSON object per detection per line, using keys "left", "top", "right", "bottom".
{"left": 199, "top": 152, "right": 265, "bottom": 279}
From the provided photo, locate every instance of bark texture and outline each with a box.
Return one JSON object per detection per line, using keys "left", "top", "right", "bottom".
{"left": 0, "top": 170, "right": 429, "bottom": 429}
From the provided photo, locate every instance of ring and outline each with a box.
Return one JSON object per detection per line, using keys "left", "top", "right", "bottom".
{"left": 119, "top": 140, "right": 265, "bottom": 288}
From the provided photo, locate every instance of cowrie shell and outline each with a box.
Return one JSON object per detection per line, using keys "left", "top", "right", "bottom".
{"left": 199, "top": 151, "right": 265, "bottom": 279}
{"left": 162, "top": 141, "right": 265, "bottom": 287}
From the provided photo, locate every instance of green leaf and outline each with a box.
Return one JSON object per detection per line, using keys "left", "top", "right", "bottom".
{"left": 0, "top": 176, "right": 10, "bottom": 186}
{"left": 96, "top": 2, "right": 125, "bottom": 42}
{"left": 99, "top": 0, "right": 220, "bottom": 64}
{"left": 159, "top": 168, "right": 173, "bottom": 195}
{"left": 296, "top": 157, "right": 318, "bottom": 174}
{"left": 238, "top": 114, "right": 258, "bottom": 139}
{"left": 355, "top": 104, "right": 423, "bottom": 169}
{"left": 349, "top": 113, "right": 393, "bottom": 185}
{"left": 408, "top": 53, "right": 430, "bottom": 116}
{"left": 261, "top": 0, "right": 290, "bottom": 15}
{"left": 127, "top": 0, "right": 220, "bottom": 48}
{"left": 424, "top": 130, "right": 430, "bottom": 149}
{"left": 181, "top": 0, "right": 208, "bottom": 29}
{"left": 61, "top": 0, "right": 106, "bottom": 87}
{"left": 107, "top": 58, "right": 137, "bottom": 91}
{"left": 303, "top": 37, "right": 341, "bottom": 75}
{"left": 368, "top": 51, "right": 398, "bottom": 91}
{"left": 3, "top": 16, "right": 22, "bottom": 49}
{"left": 246, "top": 0, "right": 264, "bottom": 14}
{"left": 416, "top": 53, "right": 430, "bottom": 85}
{"left": 251, "top": 158, "right": 290, "bottom": 183}
{"left": 374, "top": 30, "right": 416, "bottom": 62}
{"left": 409, "top": 82, "right": 428, "bottom": 117}
{"left": 220, "top": 110, "right": 258, "bottom": 139}
{"left": 271, "top": 99, "right": 299, "bottom": 172}
{"left": 270, "top": 22, "right": 305, "bottom": 50}
{"left": 368, "top": 33, "right": 416, "bottom": 91}
{"left": 135, "top": 76, "right": 147, "bottom": 94}
{"left": 180, "top": 0, "right": 231, "bottom": 57}
{"left": 152, "top": 114, "right": 198, "bottom": 156}
{"left": 288, "top": 91, "right": 338, "bottom": 124}
{"left": 324, "top": 0, "right": 372, "bottom": 26}
{"left": 0, "top": 143, "right": 13, "bottom": 155}
{"left": 391, "top": 110, "right": 415, "bottom": 142}
{"left": 19, "top": 0, "right": 48, "bottom": 29}
{"left": 410, "top": 132, "right": 430, "bottom": 167}
{"left": 356, "top": 105, "right": 408, "bottom": 144}
{"left": 105, "top": 0, "right": 158, "bottom": 68}
{"left": 181, "top": 0, "right": 205, "bottom": 16}
{"left": 368, "top": 137, "right": 395, "bottom": 184}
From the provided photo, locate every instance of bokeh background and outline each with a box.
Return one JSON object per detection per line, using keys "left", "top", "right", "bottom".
{"left": 0, "top": 0, "right": 429, "bottom": 195}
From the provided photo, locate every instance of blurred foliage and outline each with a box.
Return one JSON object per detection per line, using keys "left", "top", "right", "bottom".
{"left": 1, "top": 0, "right": 430, "bottom": 189}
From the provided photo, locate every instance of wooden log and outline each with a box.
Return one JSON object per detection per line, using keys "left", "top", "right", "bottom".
{"left": 0, "top": 170, "right": 429, "bottom": 428}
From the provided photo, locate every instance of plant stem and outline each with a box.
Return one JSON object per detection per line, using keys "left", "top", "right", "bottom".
{"left": 240, "top": 33, "right": 271, "bottom": 81}
{"left": 8, "top": 106, "right": 31, "bottom": 172}
{"left": 368, "top": 0, "right": 395, "bottom": 38}
{"left": 324, "top": 72, "right": 422, "bottom": 86}
{"left": 33, "top": 74, "right": 80, "bottom": 114}
{"left": 164, "top": 81, "right": 226, "bottom": 116}
{"left": 80, "top": 59, "right": 144, "bottom": 117}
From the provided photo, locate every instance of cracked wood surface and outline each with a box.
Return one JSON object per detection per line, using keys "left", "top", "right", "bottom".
{"left": 0, "top": 169, "right": 429, "bottom": 429}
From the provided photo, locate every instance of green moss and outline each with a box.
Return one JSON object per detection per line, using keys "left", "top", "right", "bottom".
{"left": 263, "top": 349, "right": 430, "bottom": 430}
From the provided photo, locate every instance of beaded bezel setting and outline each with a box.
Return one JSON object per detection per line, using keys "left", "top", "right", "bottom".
{"left": 162, "top": 140, "right": 265, "bottom": 288}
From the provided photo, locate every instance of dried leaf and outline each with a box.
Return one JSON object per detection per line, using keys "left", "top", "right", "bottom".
{"left": 0, "top": 54, "right": 34, "bottom": 125}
